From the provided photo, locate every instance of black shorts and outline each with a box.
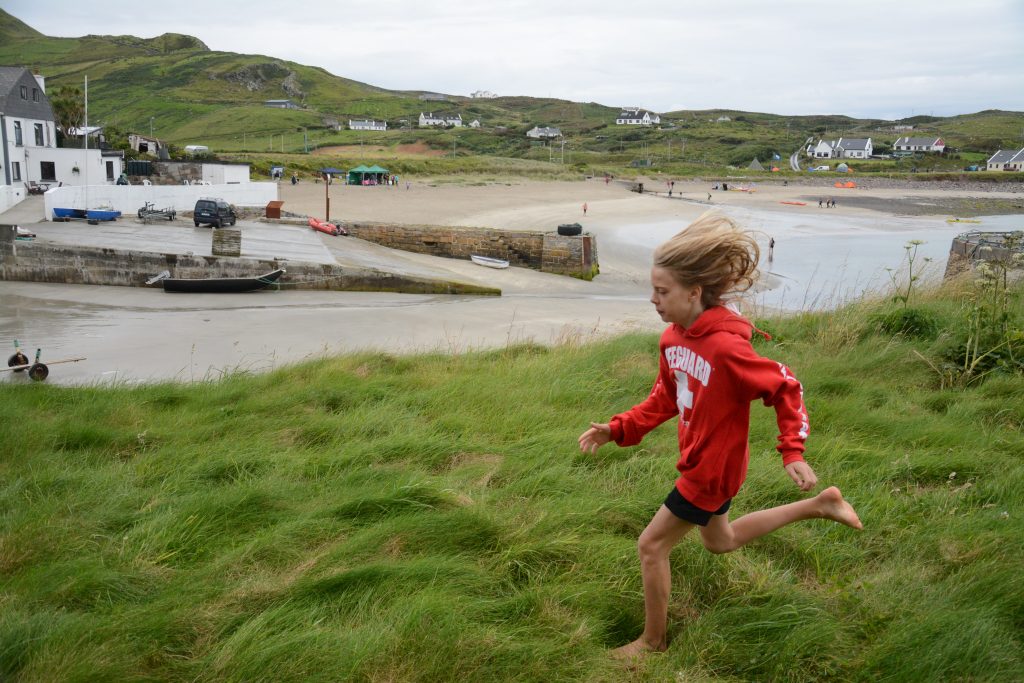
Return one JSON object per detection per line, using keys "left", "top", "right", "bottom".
{"left": 664, "top": 487, "right": 731, "bottom": 527}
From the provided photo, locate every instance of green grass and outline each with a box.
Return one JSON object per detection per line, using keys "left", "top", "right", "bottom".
{"left": 2, "top": 281, "right": 1023, "bottom": 681}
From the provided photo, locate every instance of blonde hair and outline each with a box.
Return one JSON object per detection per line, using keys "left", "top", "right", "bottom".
{"left": 653, "top": 211, "right": 760, "bottom": 308}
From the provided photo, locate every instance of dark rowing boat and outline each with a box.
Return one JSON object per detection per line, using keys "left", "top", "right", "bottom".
{"left": 158, "top": 268, "right": 285, "bottom": 293}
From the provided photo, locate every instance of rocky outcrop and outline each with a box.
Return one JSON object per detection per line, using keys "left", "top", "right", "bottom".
{"left": 222, "top": 62, "right": 304, "bottom": 101}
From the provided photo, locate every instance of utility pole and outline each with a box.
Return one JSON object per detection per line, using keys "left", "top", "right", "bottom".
{"left": 149, "top": 116, "right": 154, "bottom": 138}
{"left": 560, "top": 138, "right": 565, "bottom": 164}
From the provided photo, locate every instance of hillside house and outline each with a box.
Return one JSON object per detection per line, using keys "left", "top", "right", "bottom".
{"left": 470, "top": 90, "right": 497, "bottom": 99}
{"left": 468, "top": 119, "right": 481, "bottom": 128}
{"left": 349, "top": 119, "right": 387, "bottom": 131}
{"left": 264, "top": 99, "right": 299, "bottom": 109}
{"left": 419, "top": 93, "right": 447, "bottom": 102}
{"left": 419, "top": 112, "right": 462, "bottom": 127}
{"left": 986, "top": 148, "right": 1024, "bottom": 171}
{"left": 616, "top": 108, "right": 660, "bottom": 125}
{"left": 716, "top": 116, "right": 731, "bottom": 123}
{"left": 806, "top": 137, "right": 873, "bottom": 159}
{"left": 0, "top": 66, "right": 123, "bottom": 213}
{"left": 894, "top": 136, "right": 946, "bottom": 154}
{"left": 526, "top": 126, "right": 561, "bottom": 139}
{"left": 128, "top": 133, "right": 163, "bottom": 156}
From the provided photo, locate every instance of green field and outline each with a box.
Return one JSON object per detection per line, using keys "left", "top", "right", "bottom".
{"left": 2, "top": 273, "right": 1023, "bottom": 681}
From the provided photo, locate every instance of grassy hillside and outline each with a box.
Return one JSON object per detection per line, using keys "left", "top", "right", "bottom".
{"left": 2, "top": 8, "right": 1023, "bottom": 178}
{"left": 2, "top": 276, "right": 1023, "bottom": 681}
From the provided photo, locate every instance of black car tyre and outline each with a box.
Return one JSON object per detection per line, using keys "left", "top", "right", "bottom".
{"left": 557, "top": 223, "right": 583, "bottom": 236}
{"left": 194, "top": 221, "right": 200, "bottom": 227}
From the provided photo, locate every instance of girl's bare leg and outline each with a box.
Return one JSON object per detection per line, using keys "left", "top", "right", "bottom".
{"left": 700, "top": 486, "right": 862, "bottom": 554}
{"left": 612, "top": 505, "right": 695, "bottom": 660}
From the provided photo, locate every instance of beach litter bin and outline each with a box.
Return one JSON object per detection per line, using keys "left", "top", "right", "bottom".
{"left": 266, "top": 201, "right": 284, "bottom": 219}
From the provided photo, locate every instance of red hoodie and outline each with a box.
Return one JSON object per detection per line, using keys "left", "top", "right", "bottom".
{"left": 608, "top": 306, "right": 808, "bottom": 512}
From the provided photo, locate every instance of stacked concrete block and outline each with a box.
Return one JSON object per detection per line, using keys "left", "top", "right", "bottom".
{"left": 212, "top": 229, "right": 242, "bottom": 257}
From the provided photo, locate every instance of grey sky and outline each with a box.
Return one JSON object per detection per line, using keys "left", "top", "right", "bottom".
{"left": 6, "top": 0, "right": 1023, "bottom": 119}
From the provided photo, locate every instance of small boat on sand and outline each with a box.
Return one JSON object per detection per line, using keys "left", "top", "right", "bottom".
{"left": 470, "top": 254, "right": 509, "bottom": 269}
{"left": 780, "top": 201, "right": 807, "bottom": 206}
{"left": 151, "top": 268, "right": 286, "bottom": 293}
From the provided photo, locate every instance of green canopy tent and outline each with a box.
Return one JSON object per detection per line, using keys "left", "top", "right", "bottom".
{"left": 348, "top": 164, "right": 390, "bottom": 185}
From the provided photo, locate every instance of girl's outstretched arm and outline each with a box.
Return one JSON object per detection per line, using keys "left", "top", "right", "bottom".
{"left": 579, "top": 422, "right": 612, "bottom": 454}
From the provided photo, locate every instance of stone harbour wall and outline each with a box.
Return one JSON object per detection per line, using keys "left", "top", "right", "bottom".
{"left": 342, "top": 221, "right": 599, "bottom": 279}
{"left": 0, "top": 225, "right": 498, "bottom": 296}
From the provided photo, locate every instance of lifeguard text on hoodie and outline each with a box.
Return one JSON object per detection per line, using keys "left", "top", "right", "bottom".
{"left": 608, "top": 306, "right": 809, "bottom": 512}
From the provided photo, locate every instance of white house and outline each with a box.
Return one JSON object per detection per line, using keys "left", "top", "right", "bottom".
{"left": 893, "top": 136, "right": 946, "bottom": 154}
{"left": 349, "top": 119, "right": 387, "bottom": 131}
{"left": 526, "top": 126, "right": 561, "bottom": 139}
{"left": 616, "top": 108, "right": 661, "bottom": 125}
{"left": 264, "top": 99, "right": 299, "bottom": 109}
{"left": 837, "top": 138, "right": 873, "bottom": 159}
{"left": 716, "top": 116, "right": 732, "bottom": 123}
{"left": 806, "top": 137, "right": 873, "bottom": 159}
{"left": 986, "top": 148, "right": 1024, "bottom": 171}
{"left": 419, "top": 112, "right": 462, "bottom": 127}
{"left": 468, "top": 119, "right": 481, "bottom": 128}
{"left": 0, "top": 66, "right": 123, "bottom": 213}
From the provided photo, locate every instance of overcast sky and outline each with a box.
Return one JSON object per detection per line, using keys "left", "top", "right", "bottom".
{"left": 6, "top": 0, "right": 1023, "bottom": 120}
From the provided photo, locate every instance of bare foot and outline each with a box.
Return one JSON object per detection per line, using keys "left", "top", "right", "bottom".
{"left": 610, "top": 636, "right": 666, "bottom": 665}
{"left": 817, "top": 486, "right": 863, "bottom": 530}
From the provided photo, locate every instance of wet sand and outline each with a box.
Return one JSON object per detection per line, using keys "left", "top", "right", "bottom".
{"left": 2, "top": 178, "right": 1021, "bottom": 385}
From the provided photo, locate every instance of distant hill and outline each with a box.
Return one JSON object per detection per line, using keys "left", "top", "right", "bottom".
{"left": 1, "top": 8, "right": 1021, "bottom": 169}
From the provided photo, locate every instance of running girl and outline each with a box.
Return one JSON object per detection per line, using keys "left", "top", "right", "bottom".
{"left": 578, "top": 211, "right": 862, "bottom": 661}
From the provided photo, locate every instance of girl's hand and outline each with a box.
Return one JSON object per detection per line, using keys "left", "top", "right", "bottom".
{"left": 579, "top": 422, "right": 612, "bottom": 454}
{"left": 785, "top": 461, "right": 818, "bottom": 491}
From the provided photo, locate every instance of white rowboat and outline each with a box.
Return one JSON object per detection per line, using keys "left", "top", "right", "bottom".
{"left": 470, "top": 254, "right": 510, "bottom": 269}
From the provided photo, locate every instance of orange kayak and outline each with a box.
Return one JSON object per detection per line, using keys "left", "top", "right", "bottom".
{"left": 308, "top": 217, "right": 347, "bottom": 236}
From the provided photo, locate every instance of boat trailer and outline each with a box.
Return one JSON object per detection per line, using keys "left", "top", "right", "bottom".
{"left": 4, "top": 339, "right": 86, "bottom": 382}
{"left": 137, "top": 202, "right": 177, "bottom": 223}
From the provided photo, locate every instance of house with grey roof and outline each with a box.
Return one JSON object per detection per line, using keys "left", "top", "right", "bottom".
{"left": 894, "top": 136, "right": 946, "bottom": 154}
{"left": 349, "top": 119, "right": 387, "bottom": 131}
{"left": 616, "top": 108, "right": 661, "bottom": 125}
{"left": 526, "top": 126, "right": 561, "bottom": 139}
{"left": 419, "top": 112, "right": 462, "bottom": 127}
{"left": 806, "top": 137, "right": 873, "bottom": 159}
{"left": 0, "top": 66, "right": 124, "bottom": 213}
{"left": 986, "top": 148, "right": 1024, "bottom": 171}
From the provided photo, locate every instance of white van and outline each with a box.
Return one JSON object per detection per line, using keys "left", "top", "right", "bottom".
{"left": 184, "top": 145, "right": 210, "bottom": 155}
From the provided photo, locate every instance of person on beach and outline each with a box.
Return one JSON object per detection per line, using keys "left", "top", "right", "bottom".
{"left": 583, "top": 202, "right": 588, "bottom": 216}
{"left": 768, "top": 236, "right": 775, "bottom": 261}
{"left": 577, "top": 211, "right": 862, "bottom": 662}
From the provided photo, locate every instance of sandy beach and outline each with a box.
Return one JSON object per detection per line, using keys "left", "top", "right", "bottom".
{"left": 1, "top": 177, "right": 1021, "bottom": 385}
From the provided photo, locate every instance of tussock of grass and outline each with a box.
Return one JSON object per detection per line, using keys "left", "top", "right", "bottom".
{"left": 2, "top": 285, "right": 1023, "bottom": 681}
